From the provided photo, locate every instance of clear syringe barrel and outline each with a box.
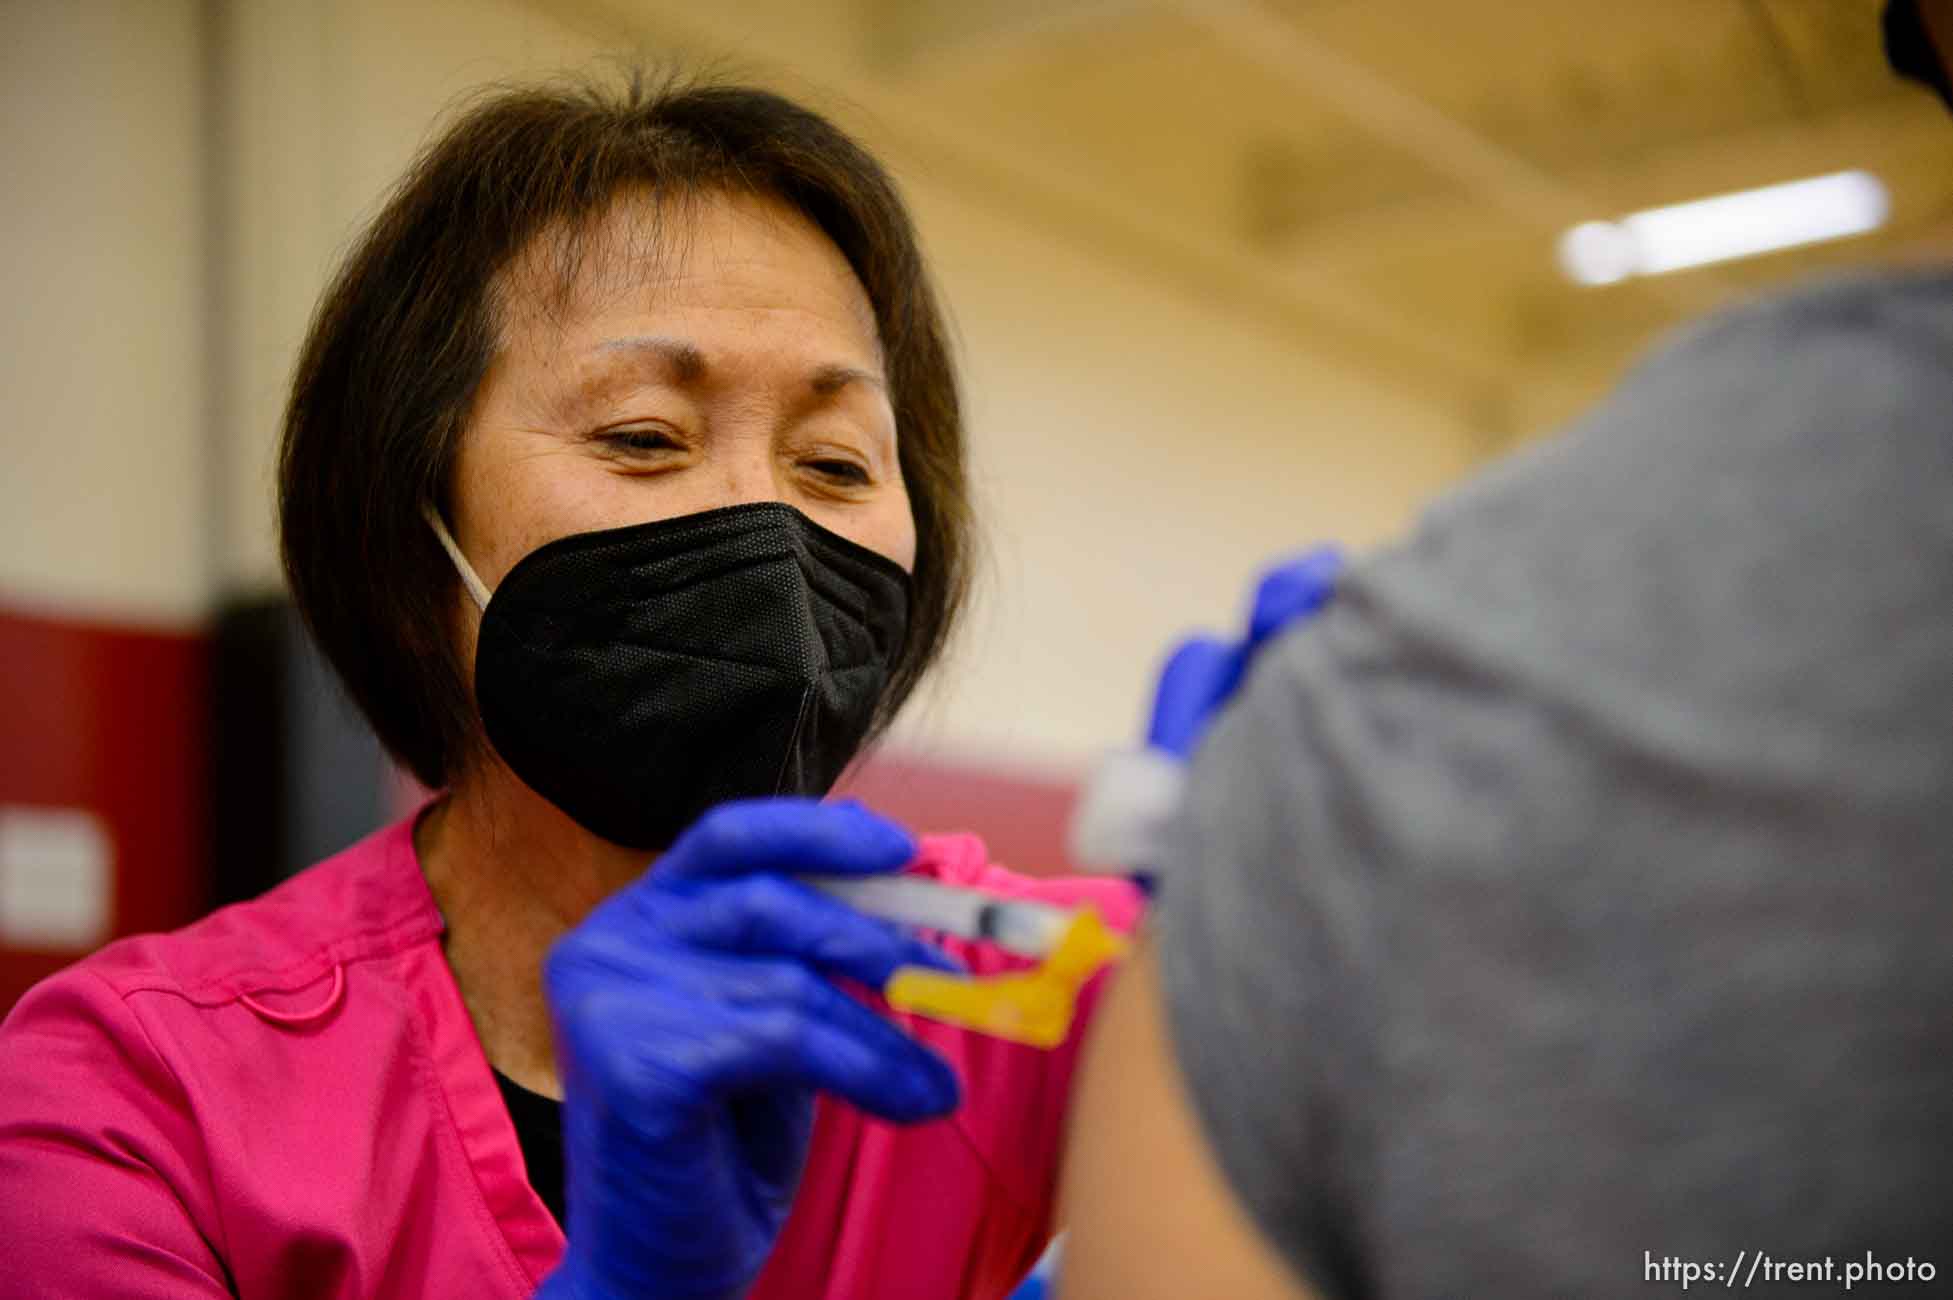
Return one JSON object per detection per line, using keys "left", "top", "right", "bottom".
{"left": 803, "top": 874, "right": 1075, "bottom": 959}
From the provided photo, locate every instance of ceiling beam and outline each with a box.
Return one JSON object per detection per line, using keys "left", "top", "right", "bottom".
{"left": 519, "top": 0, "right": 1515, "bottom": 402}
{"left": 875, "top": 0, "right": 1151, "bottom": 80}
{"left": 1260, "top": 94, "right": 1948, "bottom": 278}
{"left": 1174, "top": 0, "right": 1731, "bottom": 315}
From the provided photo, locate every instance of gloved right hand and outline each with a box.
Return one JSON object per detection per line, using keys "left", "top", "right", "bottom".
{"left": 533, "top": 798, "right": 964, "bottom": 1300}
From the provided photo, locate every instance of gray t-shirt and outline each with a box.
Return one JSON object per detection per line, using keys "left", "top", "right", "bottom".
{"left": 1161, "top": 271, "right": 1953, "bottom": 1299}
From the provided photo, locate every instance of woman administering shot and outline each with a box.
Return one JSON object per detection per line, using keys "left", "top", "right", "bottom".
{"left": 0, "top": 76, "right": 1331, "bottom": 1298}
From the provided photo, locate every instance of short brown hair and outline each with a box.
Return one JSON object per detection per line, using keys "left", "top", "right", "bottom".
{"left": 280, "top": 73, "right": 972, "bottom": 789}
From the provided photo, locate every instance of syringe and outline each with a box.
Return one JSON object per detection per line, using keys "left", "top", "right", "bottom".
{"left": 801, "top": 874, "right": 1077, "bottom": 959}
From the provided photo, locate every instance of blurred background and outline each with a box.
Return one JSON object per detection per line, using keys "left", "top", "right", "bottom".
{"left": 4, "top": 0, "right": 1950, "bottom": 1011}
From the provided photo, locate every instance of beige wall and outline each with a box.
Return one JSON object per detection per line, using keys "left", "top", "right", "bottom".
{"left": 215, "top": 0, "right": 612, "bottom": 592}
{"left": 0, "top": 0, "right": 208, "bottom": 625}
{"left": 895, "top": 179, "right": 1473, "bottom": 760}
{"left": 4, "top": 0, "right": 1479, "bottom": 765}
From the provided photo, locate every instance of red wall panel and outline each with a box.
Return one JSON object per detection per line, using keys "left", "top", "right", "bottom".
{"left": 838, "top": 751, "right": 1082, "bottom": 879}
{"left": 0, "top": 607, "right": 207, "bottom": 1014}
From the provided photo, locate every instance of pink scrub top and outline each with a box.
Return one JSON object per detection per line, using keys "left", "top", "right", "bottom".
{"left": 0, "top": 813, "right": 1141, "bottom": 1299}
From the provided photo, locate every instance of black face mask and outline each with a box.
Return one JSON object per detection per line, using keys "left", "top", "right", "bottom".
{"left": 1886, "top": 1, "right": 1953, "bottom": 113}
{"left": 428, "top": 502, "right": 911, "bottom": 850}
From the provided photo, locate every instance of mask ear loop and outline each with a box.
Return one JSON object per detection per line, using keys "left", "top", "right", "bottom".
{"left": 422, "top": 503, "right": 493, "bottom": 611}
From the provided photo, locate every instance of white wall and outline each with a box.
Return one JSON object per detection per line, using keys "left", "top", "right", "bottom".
{"left": 0, "top": 0, "right": 208, "bottom": 626}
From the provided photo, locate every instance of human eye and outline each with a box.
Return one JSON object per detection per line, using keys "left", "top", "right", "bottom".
{"left": 594, "top": 424, "right": 684, "bottom": 458}
{"left": 802, "top": 454, "right": 872, "bottom": 486}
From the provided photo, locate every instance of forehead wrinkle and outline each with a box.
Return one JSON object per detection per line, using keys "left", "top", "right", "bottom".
{"left": 493, "top": 193, "right": 892, "bottom": 425}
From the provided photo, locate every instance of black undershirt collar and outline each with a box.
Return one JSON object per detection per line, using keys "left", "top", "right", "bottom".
{"left": 493, "top": 1068, "right": 567, "bottom": 1230}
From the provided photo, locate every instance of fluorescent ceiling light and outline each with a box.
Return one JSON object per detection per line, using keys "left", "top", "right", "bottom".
{"left": 1557, "top": 170, "right": 1890, "bottom": 286}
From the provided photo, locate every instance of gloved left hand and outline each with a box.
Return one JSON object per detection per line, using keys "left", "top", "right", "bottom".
{"left": 1146, "top": 545, "right": 1342, "bottom": 757}
{"left": 1068, "top": 545, "right": 1341, "bottom": 873}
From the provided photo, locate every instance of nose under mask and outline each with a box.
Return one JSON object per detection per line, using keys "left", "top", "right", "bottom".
{"left": 425, "top": 501, "right": 912, "bottom": 850}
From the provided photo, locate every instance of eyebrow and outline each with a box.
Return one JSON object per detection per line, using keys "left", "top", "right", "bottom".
{"left": 597, "top": 335, "right": 706, "bottom": 384}
{"left": 594, "top": 335, "right": 885, "bottom": 396}
{"left": 809, "top": 362, "right": 884, "bottom": 395}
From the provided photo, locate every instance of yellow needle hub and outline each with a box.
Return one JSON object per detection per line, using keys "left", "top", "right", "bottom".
{"left": 883, "top": 906, "right": 1130, "bottom": 1048}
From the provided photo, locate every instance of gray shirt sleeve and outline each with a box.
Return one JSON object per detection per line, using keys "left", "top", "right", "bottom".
{"left": 1159, "top": 271, "right": 1953, "bottom": 1299}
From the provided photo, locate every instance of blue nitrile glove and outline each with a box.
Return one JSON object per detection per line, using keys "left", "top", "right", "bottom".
{"left": 1147, "top": 545, "right": 1343, "bottom": 758}
{"left": 1070, "top": 546, "right": 1342, "bottom": 871}
{"left": 534, "top": 799, "right": 964, "bottom": 1300}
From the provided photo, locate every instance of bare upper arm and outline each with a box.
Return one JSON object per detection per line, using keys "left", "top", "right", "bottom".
{"left": 1055, "top": 938, "right": 1320, "bottom": 1300}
